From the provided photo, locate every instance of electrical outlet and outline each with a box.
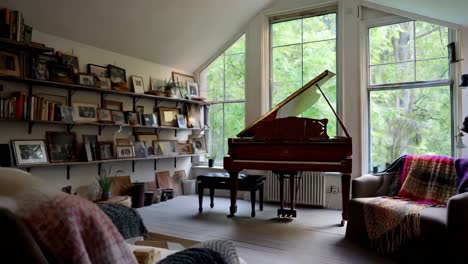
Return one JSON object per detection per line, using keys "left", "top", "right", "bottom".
{"left": 330, "top": 185, "right": 338, "bottom": 193}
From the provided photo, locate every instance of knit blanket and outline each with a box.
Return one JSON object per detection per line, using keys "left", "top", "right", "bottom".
{"left": 98, "top": 204, "right": 148, "bottom": 239}
{"left": 364, "top": 155, "right": 458, "bottom": 254}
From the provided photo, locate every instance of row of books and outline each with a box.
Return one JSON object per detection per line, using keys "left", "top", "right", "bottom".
{"left": 0, "top": 92, "right": 67, "bottom": 122}
{"left": 0, "top": 8, "right": 32, "bottom": 43}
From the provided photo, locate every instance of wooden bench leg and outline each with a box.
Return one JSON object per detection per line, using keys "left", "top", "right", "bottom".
{"left": 259, "top": 184, "right": 264, "bottom": 211}
{"left": 251, "top": 189, "right": 256, "bottom": 217}
{"left": 210, "top": 188, "right": 215, "bottom": 208}
{"left": 198, "top": 183, "right": 204, "bottom": 213}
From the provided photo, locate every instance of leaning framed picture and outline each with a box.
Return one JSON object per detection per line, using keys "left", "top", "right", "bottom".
{"left": 56, "top": 51, "right": 79, "bottom": 75}
{"left": 176, "top": 114, "right": 187, "bottom": 128}
{"left": 158, "top": 107, "right": 179, "bottom": 127}
{"left": 72, "top": 102, "right": 98, "bottom": 123}
{"left": 82, "top": 135, "right": 98, "bottom": 161}
{"left": 136, "top": 133, "right": 158, "bottom": 156}
{"left": 46, "top": 131, "right": 78, "bottom": 162}
{"left": 116, "top": 145, "right": 135, "bottom": 158}
{"left": 108, "top": 64, "right": 126, "bottom": 84}
{"left": 0, "top": 51, "right": 20, "bottom": 77}
{"left": 143, "top": 113, "right": 158, "bottom": 127}
{"left": 187, "top": 81, "right": 199, "bottom": 98}
{"left": 97, "top": 108, "right": 113, "bottom": 123}
{"left": 87, "top": 64, "right": 108, "bottom": 78}
{"left": 78, "top": 73, "right": 95, "bottom": 87}
{"left": 111, "top": 110, "right": 125, "bottom": 125}
{"left": 172, "top": 71, "right": 195, "bottom": 87}
{"left": 131, "top": 75, "right": 145, "bottom": 94}
{"left": 134, "top": 141, "right": 148, "bottom": 158}
{"left": 98, "top": 141, "right": 114, "bottom": 160}
{"left": 188, "top": 134, "right": 207, "bottom": 154}
{"left": 186, "top": 104, "right": 201, "bottom": 129}
{"left": 11, "top": 140, "right": 48, "bottom": 165}
{"left": 177, "top": 142, "right": 193, "bottom": 155}
{"left": 158, "top": 141, "right": 179, "bottom": 156}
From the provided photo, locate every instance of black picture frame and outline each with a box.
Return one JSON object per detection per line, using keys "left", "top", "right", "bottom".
{"left": 107, "top": 64, "right": 126, "bottom": 84}
{"left": 33, "top": 54, "right": 57, "bottom": 80}
{"left": 56, "top": 51, "right": 80, "bottom": 75}
{"left": 46, "top": 131, "right": 78, "bottom": 162}
{"left": 98, "top": 141, "right": 114, "bottom": 160}
{"left": 143, "top": 113, "right": 158, "bottom": 127}
{"left": 87, "top": 64, "right": 108, "bottom": 78}
{"left": 78, "top": 73, "right": 95, "bottom": 87}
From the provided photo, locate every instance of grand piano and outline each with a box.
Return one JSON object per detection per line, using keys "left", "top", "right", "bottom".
{"left": 224, "top": 70, "right": 352, "bottom": 225}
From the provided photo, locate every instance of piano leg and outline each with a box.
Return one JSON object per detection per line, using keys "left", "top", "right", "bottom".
{"left": 227, "top": 170, "right": 239, "bottom": 218}
{"left": 341, "top": 173, "right": 351, "bottom": 226}
{"left": 290, "top": 172, "right": 296, "bottom": 217}
{"left": 279, "top": 173, "right": 285, "bottom": 212}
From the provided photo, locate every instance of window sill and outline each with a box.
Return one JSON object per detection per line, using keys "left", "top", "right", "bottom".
{"left": 191, "top": 165, "right": 225, "bottom": 170}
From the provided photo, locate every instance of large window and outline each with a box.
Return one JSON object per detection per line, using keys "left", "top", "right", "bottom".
{"left": 271, "top": 12, "right": 337, "bottom": 135}
{"left": 367, "top": 21, "right": 452, "bottom": 170}
{"left": 201, "top": 35, "right": 246, "bottom": 164}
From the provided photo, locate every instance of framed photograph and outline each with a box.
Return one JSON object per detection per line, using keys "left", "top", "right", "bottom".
{"left": 72, "top": 102, "right": 98, "bottom": 122}
{"left": 153, "top": 141, "right": 163, "bottom": 156}
{"left": 108, "top": 64, "right": 126, "bottom": 84}
{"left": 12, "top": 140, "right": 48, "bottom": 165}
{"left": 116, "top": 145, "right": 135, "bottom": 158}
{"left": 177, "top": 142, "right": 193, "bottom": 155}
{"left": 176, "top": 114, "right": 187, "bottom": 128}
{"left": 98, "top": 108, "right": 113, "bottom": 123}
{"left": 136, "top": 105, "right": 144, "bottom": 125}
{"left": 33, "top": 54, "right": 57, "bottom": 80}
{"left": 82, "top": 135, "right": 98, "bottom": 161}
{"left": 131, "top": 76, "right": 145, "bottom": 94}
{"left": 158, "top": 107, "right": 180, "bottom": 127}
{"left": 158, "top": 141, "right": 178, "bottom": 156}
{"left": 143, "top": 113, "right": 158, "bottom": 127}
{"left": 98, "top": 141, "right": 114, "bottom": 160}
{"left": 134, "top": 141, "right": 148, "bottom": 158}
{"left": 136, "top": 133, "right": 158, "bottom": 156}
{"left": 47, "top": 61, "right": 74, "bottom": 83}
{"left": 103, "top": 100, "right": 123, "bottom": 111}
{"left": 0, "top": 51, "right": 20, "bottom": 77}
{"left": 78, "top": 73, "right": 95, "bottom": 87}
{"left": 187, "top": 81, "right": 199, "bottom": 98}
{"left": 56, "top": 51, "right": 79, "bottom": 75}
{"left": 172, "top": 71, "right": 195, "bottom": 87}
{"left": 87, "top": 64, "right": 108, "bottom": 78}
{"left": 111, "top": 110, "right": 125, "bottom": 125}
{"left": 46, "top": 131, "right": 78, "bottom": 162}
{"left": 125, "top": 111, "right": 139, "bottom": 126}
{"left": 186, "top": 104, "right": 201, "bottom": 129}
{"left": 188, "top": 134, "right": 207, "bottom": 154}
{"left": 98, "top": 77, "right": 111, "bottom": 90}
{"left": 60, "top": 105, "right": 74, "bottom": 122}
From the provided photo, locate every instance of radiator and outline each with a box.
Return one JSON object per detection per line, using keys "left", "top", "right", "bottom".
{"left": 265, "top": 171, "right": 326, "bottom": 207}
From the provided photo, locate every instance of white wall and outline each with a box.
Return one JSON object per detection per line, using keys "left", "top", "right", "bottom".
{"left": 0, "top": 31, "right": 194, "bottom": 192}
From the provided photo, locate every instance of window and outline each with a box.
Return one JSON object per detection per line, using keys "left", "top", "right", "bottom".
{"left": 271, "top": 12, "right": 337, "bottom": 136}
{"left": 367, "top": 21, "right": 452, "bottom": 170}
{"left": 201, "top": 35, "right": 246, "bottom": 164}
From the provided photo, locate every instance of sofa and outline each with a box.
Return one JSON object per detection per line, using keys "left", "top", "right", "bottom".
{"left": 345, "top": 171, "right": 468, "bottom": 261}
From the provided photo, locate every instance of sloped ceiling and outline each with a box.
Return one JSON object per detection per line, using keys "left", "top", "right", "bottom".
{"left": 0, "top": 0, "right": 274, "bottom": 72}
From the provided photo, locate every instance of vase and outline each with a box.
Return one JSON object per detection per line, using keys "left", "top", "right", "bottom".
{"left": 208, "top": 159, "right": 214, "bottom": 168}
{"left": 101, "top": 191, "right": 112, "bottom": 201}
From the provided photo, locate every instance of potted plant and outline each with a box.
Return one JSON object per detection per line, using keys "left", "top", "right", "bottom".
{"left": 159, "top": 79, "right": 177, "bottom": 98}
{"left": 96, "top": 167, "right": 113, "bottom": 200}
{"left": 206, "top": 153, "right": 216, "bottom": 168}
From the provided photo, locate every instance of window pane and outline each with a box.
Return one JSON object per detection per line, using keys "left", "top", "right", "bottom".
{"left": 272, "top": 45, "right": 302, "bottom": 103}
{"left": 271, "top": 81, "right": 302, "bottom": 106}
{"left": 369, "top": 86, "right": 451, "bottom": 169}
{"left": 416, "top": 59, "right": 448, "bottom": 81}
{"left": 209, "top": 104, "right": 224, "bottom": 164}
{"left": 225, "top": 34, "right": 246, "bottom": 55}
{"left": 369, "top": 62, "right": 414, "bottom": 85}
{"left": 225, "top": 53, "right": 245, "bottom": 100}
{"left": 224, "top": 102, "right": 245, "bottom": 157}
{"left": 369, "top": 22, "right": 414, "bottom": 65}
{"left": 207, "top": 55, "right": 224, "bottom": 102}
{"left": 303, "top": 40, "right": 336, "bottom": 81}
{"left": 303, "top": 13, "right": 336, "bottom": 42}
{"left": 272, "top": 19, "right": 302, "bottom": 47}
{"left": 415, "top": 21, "right": 449, "bottom": 60}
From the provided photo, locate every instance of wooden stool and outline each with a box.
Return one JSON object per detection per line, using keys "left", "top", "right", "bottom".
{"left": 197, "top": 172, "right": 265, "bottom": 217}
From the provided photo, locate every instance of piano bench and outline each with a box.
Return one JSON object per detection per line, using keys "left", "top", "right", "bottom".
{"left": 196, "top": 173, "right": 266, "bottom": 217}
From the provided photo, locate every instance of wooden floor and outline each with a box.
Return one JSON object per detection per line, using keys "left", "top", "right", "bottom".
{"left": 138, "top": 195, "right": 395, "bottom": 264}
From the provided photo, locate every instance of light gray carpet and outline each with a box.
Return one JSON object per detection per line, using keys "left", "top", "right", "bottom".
{"left": 138, "top": 195, "right": 394, "bottom": 264}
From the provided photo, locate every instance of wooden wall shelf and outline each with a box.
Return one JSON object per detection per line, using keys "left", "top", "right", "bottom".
{"left": 0, "top": 38, "right": 54, "bottom": 53}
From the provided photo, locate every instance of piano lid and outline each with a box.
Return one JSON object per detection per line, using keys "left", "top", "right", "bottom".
{"left": 237, "top": 70, "right": 349, "bottom": 138}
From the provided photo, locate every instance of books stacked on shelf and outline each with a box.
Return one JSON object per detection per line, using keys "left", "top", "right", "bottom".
{"left": 0, "top": 91, "right": 28, "bottom": 120}
{"left": 0, "top": 8, "right": 32, "bottom": 43}
{"left": 0, "top": 92, "right": 67, "bottom": 122}
{"left": 30, "top": 95, "right": 66, "bottom": 122}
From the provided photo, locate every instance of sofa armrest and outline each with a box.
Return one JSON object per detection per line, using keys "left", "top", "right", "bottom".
{"left": 447, "top": 192, "right": 468, "bottom": 246}
{"left": 352, "top": 174, "right": 383, "bottom": 198}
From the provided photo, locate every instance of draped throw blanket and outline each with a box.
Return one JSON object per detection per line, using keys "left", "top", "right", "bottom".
{"left": 364, "top": 155, "right": 458, "bottom": 254}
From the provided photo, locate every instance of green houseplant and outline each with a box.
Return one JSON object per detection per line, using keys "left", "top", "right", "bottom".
{"left": 159, "top": 79, "right": 177, "bottom": 97}
{"left": 96, "top": 167, "right": 122, "bottom": 200}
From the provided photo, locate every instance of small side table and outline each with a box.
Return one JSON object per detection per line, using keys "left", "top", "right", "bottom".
{"left": 95, "top": 195, "right": 132, "bottom": 207}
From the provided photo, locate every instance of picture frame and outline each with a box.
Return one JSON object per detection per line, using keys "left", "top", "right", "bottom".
{"left": 158, "top": 141, "right": 179, "bottom": 156}
{"left": 78, "top": 73, "right": 95, "bottom": 87}
{"left": 47, "top": 61, "right": 74, "bottom": 83}
{"left": 108, "top": 64, "right": 126, "bottom": 84}
{"left": 188, "top": 134, "right": 207, "bottom": 154}
{"left": 0, "top": 51, "right": 20, "bottom": 77}
{"left": 136, "top": 105, "right": 144, "bottom": 125}
{"left": 158, "top": 107, "right": 180, "bottom": 127}
{"left": 56, "top": 51, "right": 80, "bottom": 75}
{"left": 103, "top": 100, "right": 123, "bottom": 111}
{"left": 11, "top": 140, "right": 48, "bottom": 165}
{"left": 149, "top": 78, "right": 164, "bottom": 95}
{"left": 172, "top": 71, "right": 195, "bottom": 87}
{"left": 136, "top": 133, "right": 158, "bottom": 156}
{"left": 186, "top": 104, "right": 201, "bottom": 129}
{"left": 33, "top": 54, "right": 57, "bottom": 80}
{"left": 111, "top": 110, "right": 125, "bottom": 125}
{"left": 82, "top": 135, "right": 98, "bottom": 161}
{"left": 46, "top": 131, "right": 78, "bottom": 162}
{"left": 143, "top": 113, "right": 158, "bottom": 127}
{"left": 131, "top": 75, "right": 145, "bottom": 94}
{"left": 72, "top": 102, "right": 98, "bottom": 123}
{"left": 97, "top": 108, "right": 113, "bottom": 123}
{"left": 176, "top": 114, "right": 187, "bottom": 128}
{"left": 116, "top": 145, "right": 135, "bottom": 158}
{"left": 87, "top": 64, "right": 108, "bottom": 78}
{"left": 134, "top": 141, "right": 148, "bottom": 158}
{"left": 60, "top": 105, "right": 74, "bottom": 122}
{"left": 153, "top": 140, "right": 163, "bottom": 156}
{"left": 187, "top": 81, "right": 199, "bottom": 98}
{"left": 177, "top": 142, "right": 193, "bottom": 155}
{"left": 98, "top": 77, "right": 111, "bottom": 90}
{"left": 98, "top": 141, "right": 114, "bottom": 160}
{"left": 125, "top": 111, "right": 139, "bottom": 126}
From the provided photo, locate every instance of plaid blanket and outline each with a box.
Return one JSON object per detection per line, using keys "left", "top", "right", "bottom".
{"left": 364, "top": 155, "right": 458, "bottom": 254}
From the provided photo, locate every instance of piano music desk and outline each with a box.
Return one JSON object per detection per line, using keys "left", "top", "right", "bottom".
{"left": 197, "top": 173, "right": 265, "bottom": 217}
